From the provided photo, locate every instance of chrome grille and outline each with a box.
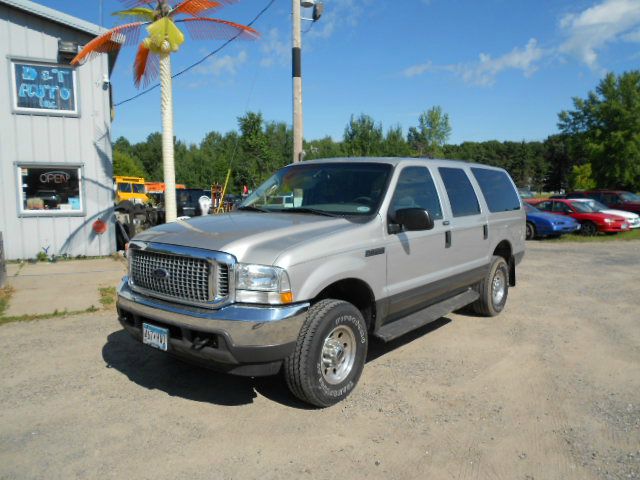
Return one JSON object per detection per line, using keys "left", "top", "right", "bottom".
{"left": 130, "top": 250, "right": 211, "bottom": 303}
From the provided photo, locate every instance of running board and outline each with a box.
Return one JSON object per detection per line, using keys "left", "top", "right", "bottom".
{"left": 374, "top": 289, "right": 480, "bottom": 342}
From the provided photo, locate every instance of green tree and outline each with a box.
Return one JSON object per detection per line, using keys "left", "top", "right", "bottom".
{"left": 543, "top": 134, "right": 574, "bottom": 191}
{"left": 558, "top": 71, "right": 640, "bottom": 190}
{"left": 132, "top": 132, "right": 163, "bottom": 180}
{"left": 343, "top": 114, "right": 384, "bottom": 156}
{"left": 408, "top": 106, "right": 452, "bottom": 157}
{"left": 569, "top": 163, "right": 597, "bottom": 190}
{"left": 113, "top": 150, "right": 147, "bottom": 177}
{"left": 305, "top": 136, "right": 345, "bottom": 160}
{"left": 383, "top": 125, "right": 411, "bottom": 157}
{"left": 238, "top": 112, "right": 275, "bottom": 186}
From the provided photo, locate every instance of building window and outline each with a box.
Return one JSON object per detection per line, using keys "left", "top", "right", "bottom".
{"left": 17, "top": 166, "right": 83, "bottom": 215}
{"left": 11, "top": 60, "right": 78, "bottom": 115}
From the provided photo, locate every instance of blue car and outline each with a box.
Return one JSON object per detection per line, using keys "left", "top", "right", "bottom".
{"left": 524, "top": 203, "right": 580, "bottom": 240}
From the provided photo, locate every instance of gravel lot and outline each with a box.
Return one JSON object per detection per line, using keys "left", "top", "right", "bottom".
{"left": 1, "top": 241, "right": 639, "bottom": 480}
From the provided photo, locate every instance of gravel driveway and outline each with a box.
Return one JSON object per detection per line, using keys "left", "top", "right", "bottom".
{"left": 1, "top": 241, "right": 638, "bottom": 480}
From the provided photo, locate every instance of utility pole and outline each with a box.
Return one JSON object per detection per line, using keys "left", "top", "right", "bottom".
{"left": 292, "top": 0, "right": 303, "bottom": 163}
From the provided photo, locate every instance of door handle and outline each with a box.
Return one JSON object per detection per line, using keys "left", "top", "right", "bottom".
{"left": 445, "top": 230, "right": 451, "bottom": 248}
{"left": 443, "top": 220, "right": 450, "bottom": 226}
{"left": 483, "top": 224, "right": 489, "bottom": 239}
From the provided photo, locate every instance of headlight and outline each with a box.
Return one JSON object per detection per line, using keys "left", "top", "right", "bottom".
{"left": 235, "top": 264, "right": 292, "bottom": 304}
{"left": 604, "top": 218, "right": 614, "bottom": 224}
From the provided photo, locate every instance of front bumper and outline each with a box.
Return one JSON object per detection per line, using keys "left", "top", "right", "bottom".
{"left": 598, "top": 223, "right": 630, "bottom": 233}
{"left": 538, "top": 223, "right": 580, "bottom": 236}
{"left": 116, "top": 278, "right": 309, "bottom": 376}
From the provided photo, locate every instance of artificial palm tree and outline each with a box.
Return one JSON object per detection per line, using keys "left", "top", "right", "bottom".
{"left": 72, "top": 0, "right": 259, "bottom": 222}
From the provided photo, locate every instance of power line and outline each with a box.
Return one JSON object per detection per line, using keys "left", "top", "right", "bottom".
{"left": 114, "top": 0, "right": 277, "bottom": 107}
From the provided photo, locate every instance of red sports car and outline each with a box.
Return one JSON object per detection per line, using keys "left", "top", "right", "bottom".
{"left": 526, "top": 198, "right": 630, "bottom": 235}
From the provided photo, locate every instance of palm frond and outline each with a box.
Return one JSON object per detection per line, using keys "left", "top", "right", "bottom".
{"left": 71, "top": 22, "right": 146, "bottom": 65}
{"left": 118, "top": 0, "right": 163, "bottom": 8}
{"left": 113, "top": 7, "right": 156, "bottom": 22}
{"left": 177, "top": 17, "right": 259, "bottom": 41}
{"left": 171, "top": 0, "right": 222, "bottom": 18}
{"left": 133, "top": 42, "right": 160, "bottom": 88}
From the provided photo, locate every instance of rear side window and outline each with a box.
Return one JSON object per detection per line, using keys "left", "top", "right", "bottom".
{"left": 471, "top": 168, "right": 521, "bottom": 212}
{"left": 438, "top": 167, "right": 480, "bottom": 217}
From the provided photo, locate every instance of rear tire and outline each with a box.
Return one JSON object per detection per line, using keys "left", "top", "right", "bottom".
{"left": 525, "top": 222, "right": 536, "bottom": 240}
{"left": 472, "top": 255, "right": 509, "bottom": 317}
{"left": 284, "top": 299, "right": 368, "bottom": 407}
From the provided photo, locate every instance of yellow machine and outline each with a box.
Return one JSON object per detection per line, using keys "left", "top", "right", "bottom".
{"left": 114, "top": 176, "right": 148, "bottom": 204}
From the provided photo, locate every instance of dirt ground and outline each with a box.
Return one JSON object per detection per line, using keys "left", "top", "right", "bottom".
{"left": 0, "top": 241, "right": 638, "bottom": 480}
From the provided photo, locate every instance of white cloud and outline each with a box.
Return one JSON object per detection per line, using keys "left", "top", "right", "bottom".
{"left": 402, "top": 39, "right": 544, "bottom": 86}
{"left": 260, "top": 28, "right": 289, "bottom": 68}
{"left": 559, "top": 0, "right": 640, "bottom": 68}
{"left": 307, "top": 0, "right": 373, "bottom": 40}
{"left": 194, "top": 50, "right": 248, "bottom": 77}
{"left": 402, "top": 61, "right": 433, "bottom": 78}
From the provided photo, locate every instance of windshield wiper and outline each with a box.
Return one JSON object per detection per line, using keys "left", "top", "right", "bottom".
{"left": 285, "top": 207, "right": 340, "bottom": 217}
{"left": 237, "top": 205, "right": 270, "bottom": 213}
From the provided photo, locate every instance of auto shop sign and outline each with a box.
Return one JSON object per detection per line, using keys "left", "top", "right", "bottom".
{"left": 11, "top": 61, "right": 77, "bottom": 115}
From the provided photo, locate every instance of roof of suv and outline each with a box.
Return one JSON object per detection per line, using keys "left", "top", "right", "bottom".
{"left": 295, "top": 157, "right": 505, "bottom": 171}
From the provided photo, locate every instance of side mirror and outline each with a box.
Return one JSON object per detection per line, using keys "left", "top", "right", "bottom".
{"left": 391, "top": 208, "right": 434, "bottom": 232}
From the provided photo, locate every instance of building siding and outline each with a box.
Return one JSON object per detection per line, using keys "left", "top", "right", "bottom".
{"left": 0, "top": 4, "right": 115, "bottom": 260}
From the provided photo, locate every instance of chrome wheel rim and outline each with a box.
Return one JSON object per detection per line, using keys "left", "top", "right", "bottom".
{"left": 321, "top": 325, "right": 356, "bottom": 385}
{"left": 492, "top": 269, "right": 506, "bottom": 305}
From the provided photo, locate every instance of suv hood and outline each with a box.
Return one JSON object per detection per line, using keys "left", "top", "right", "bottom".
{"left": 133, "top": 212, "right": 360, "bottom": 265}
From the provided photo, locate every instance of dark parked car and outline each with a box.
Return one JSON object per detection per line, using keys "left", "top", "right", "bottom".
{"left": 566, "top": 190, "right": 640, "bottom": 214}
{"left": 176, "top": 189, "right": 211, "bottom": 217}
{"left": 524, "top": 203, "right": 580, "bottom": 239}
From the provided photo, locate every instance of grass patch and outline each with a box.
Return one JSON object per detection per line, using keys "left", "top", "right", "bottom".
{"left": 0, "top": 305, "right": 99, "bottom": 327}
{"left": 0, "top": 286, "right": 15, "bottom": 317}
{"left": 99, "top": 286, "right": 116, "bottom": 308}
{"left": 547, "top": 228, "right": 640, "bottom": 243}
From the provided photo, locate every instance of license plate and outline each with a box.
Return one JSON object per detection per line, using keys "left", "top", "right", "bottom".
{"left": 142, "top": 323, "right": 169, "bottom": 352}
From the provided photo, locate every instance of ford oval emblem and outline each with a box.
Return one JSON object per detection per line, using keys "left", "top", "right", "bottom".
{"left": 151, "top": 268, "right": 170, "bottom": 280}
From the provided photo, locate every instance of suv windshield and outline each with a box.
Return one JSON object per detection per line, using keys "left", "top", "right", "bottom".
{"left": 620, "top": 192, "right": 640, "bottom": 202}
{"left": 240, "top": 162, "right": 392, "bottom": 216}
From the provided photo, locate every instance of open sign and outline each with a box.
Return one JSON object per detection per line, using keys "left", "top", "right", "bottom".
{"left": 39, "top": 171, "right": 70, "bottom": 184}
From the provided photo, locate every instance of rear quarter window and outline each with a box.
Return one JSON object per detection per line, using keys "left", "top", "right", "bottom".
{"left": 471, "top": 168, "right": 521, "bottom": 213}
{"left": 438, "top": 167, "right": 481, "bottom": 217}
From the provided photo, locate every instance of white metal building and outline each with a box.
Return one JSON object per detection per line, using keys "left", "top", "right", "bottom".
{"left": 0, "top": 0, "right": 116, "bottom": 260}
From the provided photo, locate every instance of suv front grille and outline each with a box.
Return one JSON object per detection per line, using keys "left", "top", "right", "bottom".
{"left": 217, "top": 264, "right": 230, "bottom": 297}
{"left": 130, "top": 250, "right": 212, "bottom": 304}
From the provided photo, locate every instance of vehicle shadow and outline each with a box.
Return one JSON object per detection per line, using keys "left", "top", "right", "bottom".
{"left": 102, "top": 329, "right": 313, "bottom": 409}
{"left": 366, "top": 317, "right": 451, "bottom": 363}
{"left": 103, "top": 318, "right": 452, "bottom": 409}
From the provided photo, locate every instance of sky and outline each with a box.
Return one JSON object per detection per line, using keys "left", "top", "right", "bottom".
{"left": 33, "top": 0, "right": 640, "bottom": 145}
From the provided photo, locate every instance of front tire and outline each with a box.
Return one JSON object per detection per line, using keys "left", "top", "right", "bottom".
{"left": 284, "top": 299, "right": 368, "bottom": 407}
{"left": 472, "top": 255, "right": 509, "bottom": 317}
{"left": 581, "top": 221, "right": 597, "bottom": 236}
{"left": 525, "top": 222, "right": 536, "bottom": 240}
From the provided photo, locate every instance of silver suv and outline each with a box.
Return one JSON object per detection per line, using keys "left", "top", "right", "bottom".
{"left": 117, "top": 158, "right": 525, "bottom": 407}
